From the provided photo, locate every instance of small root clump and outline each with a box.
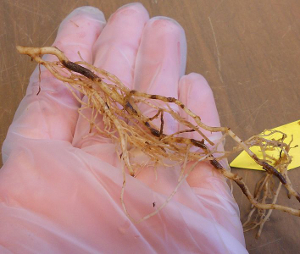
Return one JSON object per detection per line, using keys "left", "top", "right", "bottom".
{"left": 17, "top": 46, "right": 300, "bottom": 236}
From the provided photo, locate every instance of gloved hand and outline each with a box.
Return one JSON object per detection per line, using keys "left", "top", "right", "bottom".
{"left": 0, "top": 3, "right": 247, "bottom": 254}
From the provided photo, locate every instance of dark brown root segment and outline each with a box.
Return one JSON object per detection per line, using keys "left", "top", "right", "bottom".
{"left": 62, "top": 60, "right": 100, "bottom": 81}
{"left": 254, "top": 156, "right": 286, "bottom": 184}
{"left": 16, "top": 45, "right": 300, "bottom": 236}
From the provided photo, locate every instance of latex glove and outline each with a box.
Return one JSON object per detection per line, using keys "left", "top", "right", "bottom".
{"left": 0, "top": 4, "right": 248, "bottom": 254}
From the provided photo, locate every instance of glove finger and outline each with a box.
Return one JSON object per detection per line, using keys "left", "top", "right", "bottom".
{"left": 3, "top": 7, "right": 105, "bottom": 163}
{"left": 178, "top": 73, "right": 221, "bottom": 142}
{"left": 133, "top": 18, "right": 187, "bottom": 192}
{"left": 92, "top": 3, "right": 149, "bottom": 88}
{"left": 178, "top": 73, "right": 244, "bottom": 242}
{"left": 72, "top": 3, "right": 149, "bottom": 155}
{"left": 178, "top": 73, "right": 224, "bottom": 186}
{"left": 133, "top": 16, "right": 187, "bottom": 135}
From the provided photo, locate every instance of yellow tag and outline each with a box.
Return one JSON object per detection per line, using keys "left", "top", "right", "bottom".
{"left": 230, "top": 120, "right": 300, "bottom": 170}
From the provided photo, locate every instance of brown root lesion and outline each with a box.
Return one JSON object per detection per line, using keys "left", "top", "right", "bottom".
{"left": 17, "top": 45, "right": 300, "bottom": 234}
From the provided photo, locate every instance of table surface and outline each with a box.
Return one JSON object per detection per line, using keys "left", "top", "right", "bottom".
{"left": 1, "top": 0, "right": 300, "bottom": 253}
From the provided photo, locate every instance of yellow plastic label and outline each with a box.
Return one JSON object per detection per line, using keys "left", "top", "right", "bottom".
{"left": 230, "top": 120, "right": 300, "bottom": 170}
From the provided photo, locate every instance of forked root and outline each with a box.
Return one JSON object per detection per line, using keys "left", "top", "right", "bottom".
{"left": 17, "top": 46, "right": 300, "bottom": 235}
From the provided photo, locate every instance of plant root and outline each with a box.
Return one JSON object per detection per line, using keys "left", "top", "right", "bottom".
{"left": 17, "top": 46, "right": 300, "bottom": 235}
